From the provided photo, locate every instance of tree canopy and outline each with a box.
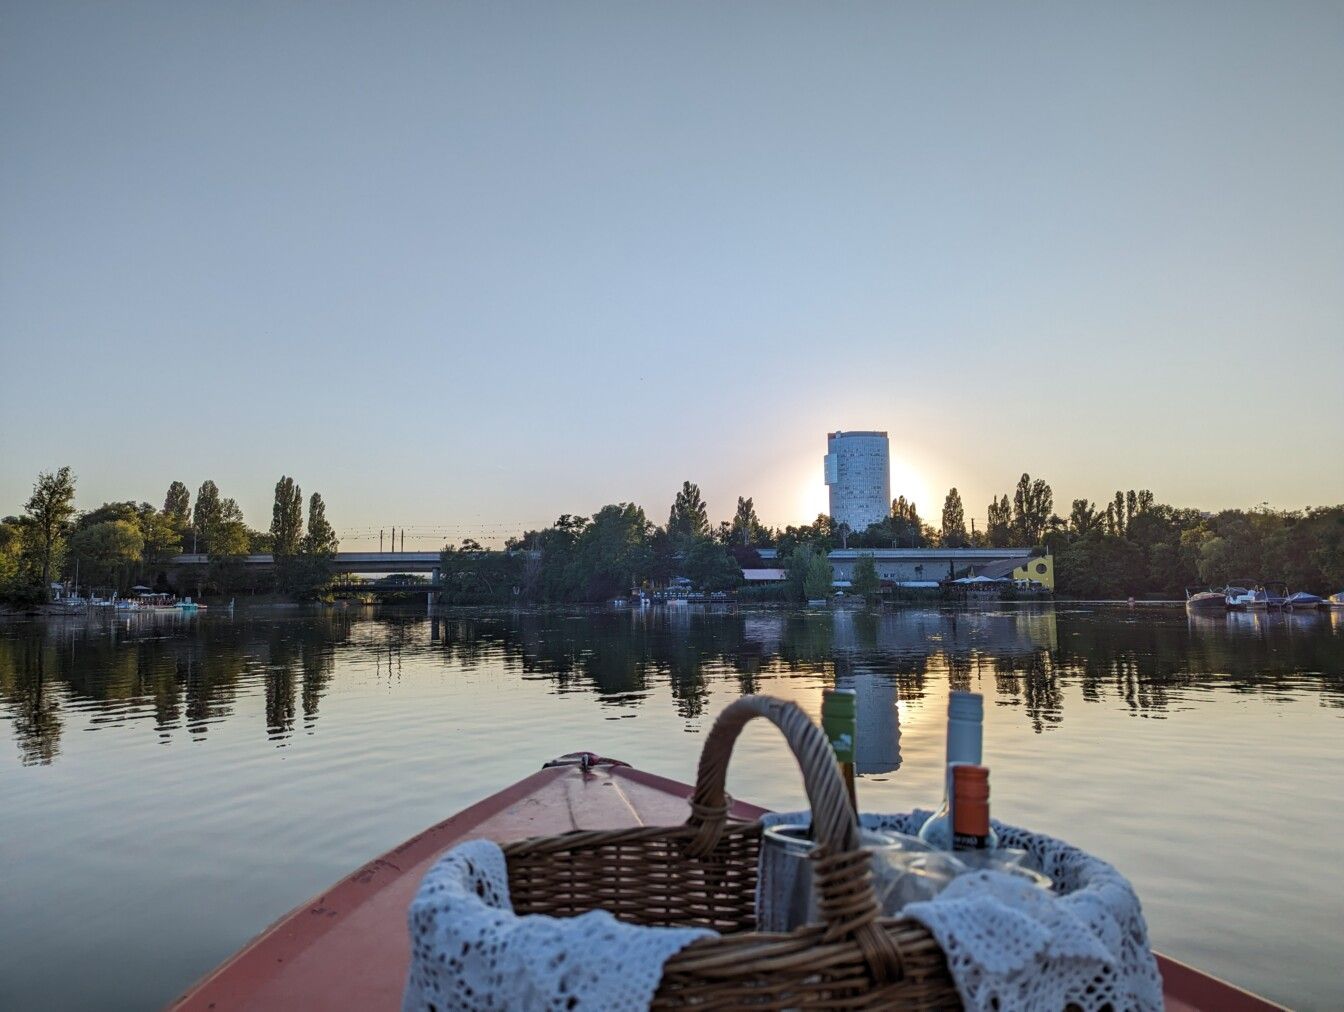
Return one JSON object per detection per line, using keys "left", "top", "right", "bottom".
{"left": 940, "top": 488, "right": 967, "bottom": 548}
{"left": 270, "top": 476, "right": 304, "bottom": 558}
{"left": 667, "top": 481, "right": 710, "bottom": 543}
{"left": 729, "top": 496, "right": 764, "bottom": 546}
{"left": 25, "top": 467, "right": 77, "bottom": 588}
{"left": 851, "top": 553, "right": 880, "bottom": 601}
{"left": 164, "top": 481, "right": 191, "bottom": 531}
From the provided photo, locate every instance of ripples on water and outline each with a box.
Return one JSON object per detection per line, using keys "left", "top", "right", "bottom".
{"left": 1, "top": 604, "right": 1341, "bottom": 1009}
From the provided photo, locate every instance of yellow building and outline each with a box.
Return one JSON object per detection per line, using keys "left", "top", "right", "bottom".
{"left": 1012, "top": 554, "right": 1054, "bottom": 590}
{"left": 974, "top": 554, "right": 1055, "bottom": 590}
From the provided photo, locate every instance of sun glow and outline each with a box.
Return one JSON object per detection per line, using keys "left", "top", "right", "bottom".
{"left": 890, "top": 460, "right": 933, "bottom": 523}
{"left": 783, "top": 455, "right": 934, "bottom": 530}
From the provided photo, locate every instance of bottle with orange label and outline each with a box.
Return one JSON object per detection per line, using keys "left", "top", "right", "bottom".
{"left": 949, "top": 764, "right": 994, "bottom": 851}
{"left": 919, "top": 691, "right": 999, "bottom": 852}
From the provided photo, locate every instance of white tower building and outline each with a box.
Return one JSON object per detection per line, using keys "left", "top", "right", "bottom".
{"left": 823, "top": 430, "right": 891, "bottom": 534}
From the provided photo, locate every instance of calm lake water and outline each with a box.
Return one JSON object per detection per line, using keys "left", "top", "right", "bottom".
{"left": 2, "top": 604, "right": 1342, "bottom": 1010}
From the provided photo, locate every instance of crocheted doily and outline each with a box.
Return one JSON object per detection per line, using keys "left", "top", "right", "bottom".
{"left": 761, "top": 809, "right": 1164, "bottom": 1012}
{"left": 402, "top": 839, "right": 713, "bottom": 1011}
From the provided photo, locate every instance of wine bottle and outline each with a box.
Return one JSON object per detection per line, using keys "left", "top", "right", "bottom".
{"left": 919, "top": 691, "right": 997, "bottom": 850}
{"left": 950, "top": 764, "right": 993, "bottom": 851}
{"left": 821, "top": 688, "right": 858, "bottom": 811}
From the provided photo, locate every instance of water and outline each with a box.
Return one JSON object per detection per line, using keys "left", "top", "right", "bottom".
{"left": 2, "top": 604, "right": 1341, "bottom": 1010}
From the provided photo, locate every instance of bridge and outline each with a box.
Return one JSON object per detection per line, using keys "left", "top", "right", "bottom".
{"left": 169, "top": 552, "right": 444, "bottom": 580}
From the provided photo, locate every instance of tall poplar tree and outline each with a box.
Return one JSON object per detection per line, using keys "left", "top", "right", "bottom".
{"left": 303, "top": 493, "right": 338, "bottom": 556}
{"left": 667, "top": 481, "right": 710, "bottom": 542}
{"left": 730, "top": 496, "right": 762, "bottom": 546}
{"left": 1069, "top": 499, "right": 1100, "bottom": 536}
{"left": 890, "top": 496, "right": 923, "bottom": 547}
{"left": 163, "top": 481, "right": 191, "bottom": 531}
{"left": 192, "top": 480, "right": 222, "bottom": 552}
{"left": 270, "top": 476, "right": 304, "bottom": 558}
{"left": 940, "top": 488, "right": 968, "bottom": 548}
{"left": 1012, "top": 473, "right": 1054, "bottom": 545}
{"left": 987, "top": 495, "right": 1012, "bottom": 546}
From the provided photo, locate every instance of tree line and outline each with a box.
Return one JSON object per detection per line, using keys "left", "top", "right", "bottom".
{"left": 0, "top": 468, "right": 339, "bottom": 603}
{"left": 438, "top": 473, "right": 1344, "bottom": 603}
{"left": 8, "top": 465, "right": 1341, "bottom": 606}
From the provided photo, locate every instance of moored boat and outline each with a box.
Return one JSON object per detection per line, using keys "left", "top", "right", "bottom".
{"left": 1260, "top": 581, "right": 1289, "bottom": 609}
{"left": 1185, "top": 587, "right": 1227, "bottom": 611}
{"left": 1284, "top": 591, "right": 1324, "bottom": 610}
{"left": 1223, "top": 582, "right": 1256, "bottom": 609}
{"left": 1330, "top": 592, "right": 1344, "bottom": 609}
{"left": 172, "top": 754, "right": 1286, "bottom": 1011}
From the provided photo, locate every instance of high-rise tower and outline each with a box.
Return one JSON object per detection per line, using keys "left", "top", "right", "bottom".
{"left": 823, "top": 430, "right": 891, "bottom": 534}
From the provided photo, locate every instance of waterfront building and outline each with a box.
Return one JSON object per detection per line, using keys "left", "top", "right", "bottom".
{"left": 824, "top": 430, "right": 891, "bottom": 534}
{"left": 971, "top": 555, "right": 1055, "bottom": 591}
{"left": 758, "top": 547, "right": 1039, "bottom": 586}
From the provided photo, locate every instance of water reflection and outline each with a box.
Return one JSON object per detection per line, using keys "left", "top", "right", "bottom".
{"left": 1, "top": 604, "right": 1341, "bottom": 765}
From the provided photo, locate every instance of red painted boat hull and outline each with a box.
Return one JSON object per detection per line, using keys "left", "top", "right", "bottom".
{"left": 172, "top": 761, "right": 1284, "bottom": 1010}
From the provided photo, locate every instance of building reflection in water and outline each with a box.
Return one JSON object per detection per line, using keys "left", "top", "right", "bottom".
{"left": 2, "top": 602, "right": 1341, "bottom": 765}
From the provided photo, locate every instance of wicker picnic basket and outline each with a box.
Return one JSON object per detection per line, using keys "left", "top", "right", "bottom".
{"left": 502, "top": 695, "right": 961, "bottom": 1009}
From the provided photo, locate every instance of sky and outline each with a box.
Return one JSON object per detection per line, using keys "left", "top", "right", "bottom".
{"left": 2, "top": 2, "right": 1341, "bottom": 549}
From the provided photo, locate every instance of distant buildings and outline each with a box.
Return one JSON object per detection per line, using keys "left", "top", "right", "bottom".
{"left": 824, "top": 430, "right": 890, "bottom": 534}
{"left": 969, "top": 555, "right": 1055, "bottom": 591}
{"left": 749, "top": 547, "right": 1048, "bottom": 588}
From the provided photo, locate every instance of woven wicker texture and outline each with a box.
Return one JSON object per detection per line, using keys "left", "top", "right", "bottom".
{"left": 504, "top": 695, "right": 960, "bottom": 1009}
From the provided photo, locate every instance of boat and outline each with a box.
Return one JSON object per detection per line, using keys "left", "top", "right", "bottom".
{"left": 1185, "top": 587, "right": 1227, "bottom": 611}
{"left": 1330, "top": 592, "right": 1344, "bottom": 609}
{"left": 172, "top": 754, "right": 1286, "bottom": 1011}
{"left": 1240, "top": 582, "right": 1287, "bottom": 611}
{"left": 1223, "top": 582, "right": 1256, "bottom": 609}
{"left": 1260, "top": 581, "right": 1289, "bottom": 609}
{"left": 1284, "top": 591, "right": 1324, "bottom": 610}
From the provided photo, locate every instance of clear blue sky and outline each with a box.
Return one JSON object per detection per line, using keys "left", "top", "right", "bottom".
{"left": 3, "top": 2, "right": 1341, "bottom": 548}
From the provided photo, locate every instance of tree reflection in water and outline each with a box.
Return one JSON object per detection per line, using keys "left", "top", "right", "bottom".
{"left": 1, "top": 605, "right": 1341, "bottom": 764}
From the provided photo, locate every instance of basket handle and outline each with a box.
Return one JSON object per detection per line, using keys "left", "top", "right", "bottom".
{"left": 683, "top": 695, "right": 904, "bottom": 983}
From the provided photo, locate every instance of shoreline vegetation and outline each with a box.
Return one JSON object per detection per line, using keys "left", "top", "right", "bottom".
{"left": 3, "top": 469, "right": 1342, "bottom": 608}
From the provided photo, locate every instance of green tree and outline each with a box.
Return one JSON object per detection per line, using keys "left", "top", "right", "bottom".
{"left": 137, "top": 503, "right": 182, "bottom": 566}
{"left": 0, "top": 518, "right": 27, "bottom": 599}
{"left": 667, "top": 481, "right": 710, "bottom": 543}
{"left": 803, "top": 550, "right": 833, "bottom": 600}
{"left": 784, "top": 544, "right": 818, "bottom": 602}
{"left": 730, "top": 496, "right": 762, "bottom": 546}
{"left": 192, "top": 480, "right": 222, "bottom": 553}
{"left": 24, "top": 467, "right": 77, "bottom": 591}
{"left": 67, "top": 520, "right": 143, "bottom": 590}
{"left": 1107, "top": 491, "right": 1126, "bottom": 536}
{"left": 287, "top": 492, "right": 339, "bottom": 598}
{"left": 1069, "top": 499, "right": 1100, "bottom": 536}
{"left": 269, "top": 477, "right": 302, "bottom": 592}
{"left": 1012, "top": 473, "right": 1054, "bottom": 545}
{"left": 682, "top": 538, "right": 741, "bottom": 591}
{"left": 987, "top": 495, "right": 1012, "bottom": 546}
{"left": 940, "top": 488, "right": 967, "bottom": 548}
{"left": 571, "top": 503, "right": 654, "bottom": 600}
{"left": 302, "top": 493, "right": 338, "bottom": 556}
{"left": 164, "top": 481, "right": 191, "bottom": 532}
{"left": 851, "top": 553, "right": 880, "bottom": 602}
{"left": 890, "top": 496, "right": 924, "bottom": 547}
{"left": 270, "top": 476, "right": 304, "bottom": 558}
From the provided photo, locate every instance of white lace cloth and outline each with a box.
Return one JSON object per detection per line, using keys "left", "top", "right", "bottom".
{"left": 402, "top": 839, "right": 714, "bottom": 1011}
{"left": 761, "top": 810, "right": 1164, "bottom": 1012}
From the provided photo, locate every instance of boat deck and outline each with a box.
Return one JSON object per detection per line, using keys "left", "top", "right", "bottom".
{"left": 173, "top": 762, "right": 1283, "bottom": 1011}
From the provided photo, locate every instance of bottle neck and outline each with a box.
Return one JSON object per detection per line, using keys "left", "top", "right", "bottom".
{"left": 951, "top": 764, "right": 992, "bottom": 850}
{"left": 945, "top": 716, "right": 983, "bottom": 768}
